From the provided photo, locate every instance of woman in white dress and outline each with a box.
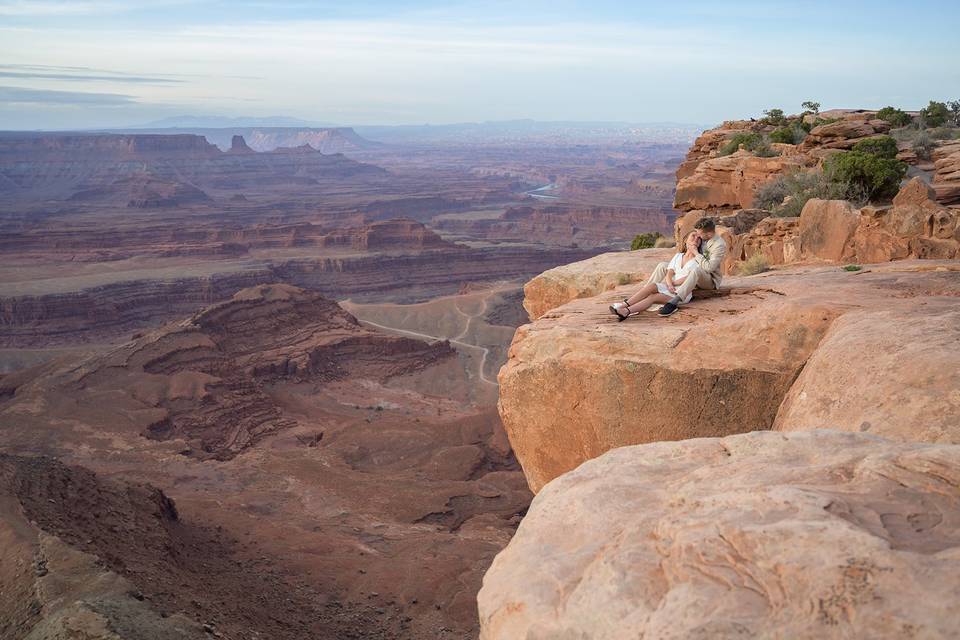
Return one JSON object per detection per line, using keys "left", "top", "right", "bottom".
{"left": 610, "top": 231, "right": 702, "bottom": 321}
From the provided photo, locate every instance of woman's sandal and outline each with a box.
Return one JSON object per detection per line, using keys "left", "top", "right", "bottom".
{"left": 608, "top": 298, "right": 630, "bottom": 317}
{"left": 614, "top": 304, "right": 630, "bottom": 321}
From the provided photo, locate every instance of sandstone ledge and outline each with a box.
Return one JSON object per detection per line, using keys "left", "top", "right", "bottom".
{"left": 521, "top": 248, "right": 673, "bottom": 320}
{"left": 479, "top": 430, "right": 960, "bottom": 640}
{"left": 500, "top": 259, "right": 960, "bottom": 492}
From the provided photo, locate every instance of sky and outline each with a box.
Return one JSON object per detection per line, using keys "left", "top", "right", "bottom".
{"left": 1, "top": 0, "right": 958, "bottom": 129}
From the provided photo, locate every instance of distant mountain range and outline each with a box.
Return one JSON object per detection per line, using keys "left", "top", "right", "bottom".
{"left": 21, "top": 115, "right": 707, "bottom": 151}
{"left": 134, "top": 115, "right": 340, "bottom": 129}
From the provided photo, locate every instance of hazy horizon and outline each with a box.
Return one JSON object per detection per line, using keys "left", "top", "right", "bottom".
{"left": 2, "top": 0, "right": 958, "bottom": 130}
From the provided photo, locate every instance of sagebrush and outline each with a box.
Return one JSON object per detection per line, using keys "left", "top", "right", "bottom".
{"left": 738, "top": 254, "right": 769, "bottom": 276}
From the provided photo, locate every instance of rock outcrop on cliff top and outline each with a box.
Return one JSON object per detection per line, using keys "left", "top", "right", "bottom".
{"left": 479, "top": 430, "right": 960, "bottom": 640}
{"left": 671, "top": 111, "right": 960, "bottom": 275}
{"left": 500, "top": 258, "right": 960, "bottom": 492}
{"left": 677, "top": 180, "right": 959, "bottom": 275}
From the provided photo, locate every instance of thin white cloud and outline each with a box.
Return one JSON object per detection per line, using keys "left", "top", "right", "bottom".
{"left": 0, "top": 0, "right": 197, "bottom": 16}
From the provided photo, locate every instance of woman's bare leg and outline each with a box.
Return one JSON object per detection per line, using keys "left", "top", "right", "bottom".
{"left": 624, "top": 283, "right": 659, "bottom": 306}
{"left": 626, "top": 293, "right": 671, "bottom": 314}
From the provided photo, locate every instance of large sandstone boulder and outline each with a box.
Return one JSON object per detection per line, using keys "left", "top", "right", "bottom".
{"left": 478, "top": 430, "right": 960, "bottom": 640}
{"left": 500, "top": 259, "right": 960, "bottom": 492}
{"left": 775, "top": 271, "right": 960, "bottom": 443}
{"left": 521, "top": 248, "right": 673, "bottom": 320}
{"left": 932, "top": 141, "right": 960, "bottom": 205}
{"left": 673, "top": 150, "right": 805, "bottom": 212}
{"left": 798, "top": 198, "right": 861, "bottom": 262}
{"left": 800, "top": 118, "right": 891, "bottom": 151}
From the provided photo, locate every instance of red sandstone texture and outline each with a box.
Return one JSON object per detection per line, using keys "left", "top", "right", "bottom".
{"left": 668, "top": 111, "right": 960, "bottom": 273}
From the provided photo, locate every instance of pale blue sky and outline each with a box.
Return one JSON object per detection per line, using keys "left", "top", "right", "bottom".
{"left": 1, "top": 0, "right": 957, "bottom": 129}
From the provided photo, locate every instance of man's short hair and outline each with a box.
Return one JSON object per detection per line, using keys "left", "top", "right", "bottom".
{"left": 694, "top": 217, "right": 716, "bottom": 231}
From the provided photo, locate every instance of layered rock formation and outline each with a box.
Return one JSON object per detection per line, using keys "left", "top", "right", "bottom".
{"left": 498, "top": 259, "right": 960, "bottom": 492}
{"left": 933, "top": 141, "right": 960, "bottom": 205}
{"left": 479, "top": 430, "right": 960, "bottom": 640}
{"left": 0, "top": 454, "right": 394, "bottom": 640}
{"left": 8, "top": 284, "right": 454, "bottom": 459}
{"left": 0, "top": 455, "right": 206, "bottom": 640}
{"left": 1, "top": 242, "right": 595, "bottom": 349}
{"left": 703, "top": 181, "right": 960, "bottom": 272}
{"left": 2, "top": 283, "right": 531, "bottom": 638}
{"left": 674, "top": 149, "right": 808, "bottom": 212}
{"left": 432, "top": 202, "right": 676, "bottom": 248}
{"left": 670, "top": 111, "right": 960, "bottom": 274}
{"left": 0, "top": 133, "right": 384, "bottom": 202}
{"left": 674, "top": 112, "right": 894, "bottom": 212}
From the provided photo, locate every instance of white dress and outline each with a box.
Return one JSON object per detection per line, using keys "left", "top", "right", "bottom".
{"left": 656, "top": 252, "right": 699, "bottom": 304}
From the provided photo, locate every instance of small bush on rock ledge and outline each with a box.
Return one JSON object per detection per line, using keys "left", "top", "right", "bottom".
{"left": 876, "top": 106, "right": 912, "bottom": 127}
{"left": 737, "top": 254, "right": 769, "bottom": 276}
{"left": 631, "top": 232, "right": 663, "bottom": 250}
{"left": 920, "top": 100, "right": 950, "bottom": 128}
{"left": 825, "top": 151, "right": 907, "bottom": 201}
{"left": 754, "top": 170, "right": 850, "bottom": 217}
{"left": 718, "top": 132, "right": 778, "bottom": 157}
{"left": 852, "top": 135, "right": 899, "bottom": 160}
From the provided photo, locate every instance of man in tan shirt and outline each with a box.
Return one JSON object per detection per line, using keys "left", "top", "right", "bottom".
{"left": 652, "top": 217, "right": 727, "bottom": 316}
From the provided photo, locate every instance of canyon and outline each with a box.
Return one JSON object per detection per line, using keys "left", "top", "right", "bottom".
{"left": 0, "top": 123, "right": 685, "bottom": 638}
{"left": 7, "top": 106, "right": 959, "bottom": 638}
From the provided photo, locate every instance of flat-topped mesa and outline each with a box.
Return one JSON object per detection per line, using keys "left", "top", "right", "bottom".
{"left": 0, "top": 133, "right": 222, "bottom": 158}
{"left": 317, "top": 218, "right": 454, "bottom": 251}
{"left": 0, "top": 131, "right": 386, "bottom": 201}
{"left": 499, "top": 259, "right": 960, "bottom": 493}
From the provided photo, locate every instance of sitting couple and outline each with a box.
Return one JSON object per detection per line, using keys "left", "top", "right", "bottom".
{"left": 611, "top": 217, "right": 727, "bottom": 320}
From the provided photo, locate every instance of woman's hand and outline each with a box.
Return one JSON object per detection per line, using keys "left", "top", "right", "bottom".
{"left": 665, "top": 271, "right": 677, "bottom": 293}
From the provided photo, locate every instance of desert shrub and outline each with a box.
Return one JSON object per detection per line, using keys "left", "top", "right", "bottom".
{"left": 761, "top": 108, "right": 787, "bottom": 126}
{"left": 769, "top": 127, "right": 794, "bottom": 144}
{"left": 949, "top": 100, "right": 960, "bottom": 126}
{"left": 719, "top": 132, "right": 761, "bottom": 156}
{"left": 842, "top": 264, "right": 862, "bottom": 272}
{"left": 754, "top": 170, "right": 850, "bottom": 217}
{"left": 876, "top": 106, "right": 912, "bottom": 127}
{"left": 852, "top": 135, "right": 899, "bottom": 159}
{"left": 631, "top": 231, "right": 663, "bottom": 250}
{"left": 737, "top": 253, "right": 769, "bottom": 276}
{"left": 801, "top": 101, "right": 821, "bottom": 116}
{"left": 913, "top": 132, "right": 934, "bottom": 160}
{"left": 929, "top": 127, "right": 957, "bottom": 140}
{"left": 753, "top": 144, "right": 779, "bottom": 157}
{"left": 769, "top": 125, "right": 807, "bottom": 145}
{"left": 824, "top": 151, "right": 907, "bottom": 201}
{"left": 920, "top": 101, "right": 950, "bottom": 128}
{"left": 718, "top": 132, "right": 779, "bottom": 157}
